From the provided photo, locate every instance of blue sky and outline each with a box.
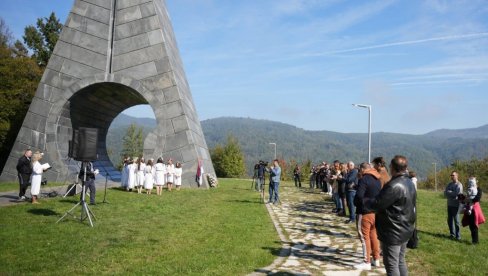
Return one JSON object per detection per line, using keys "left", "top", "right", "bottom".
{"left": 1, "top": 0, "right": 487, "bottom": 134}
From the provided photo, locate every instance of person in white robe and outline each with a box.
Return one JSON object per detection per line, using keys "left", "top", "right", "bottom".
{"left": 30, "top": 151, "right": 47, "bottom": 204}
{"left": 136, "top": 157, "right": 146, "bottom": 194}
{"left": 166, "top": 159, "right": 175, "bottom": 191}
{"left": 174, "top": 162, "right": 183, "bottom": 190}
{"left": 154, "top": 157, "right": 166, "bottom": 195}
{"left": 127, "top": 158, "right": 137, "bottom": 191}
{"left": 144, "top": 159, "right": 155, "bottom": 194}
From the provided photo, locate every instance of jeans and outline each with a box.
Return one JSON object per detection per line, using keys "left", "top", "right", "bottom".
{"left": 382, "top": 242, "right": 408, "bottom": 276}
{"left": 346, "top": 190, "right": 356, "bottom": 221}
{"left": 268, "top": 181, "right": 280, "bottom": 203}
{"left": 294, "top": 175, "right": 301, "bottom": 187}
{"left": 333, "top": 192, "right": 342, "bottom": 210}
{"left": 447, "top": 205, "right": 460, "bottom": 239}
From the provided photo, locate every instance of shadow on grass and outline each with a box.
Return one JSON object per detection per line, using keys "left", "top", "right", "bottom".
{"left": 226, "top": 199, "right": 262, "bottom": 204}
{"left": 58, "top": 198, "right": 79, "bottom": 204}
{"left": 418, "top": 229, "right": 473, "bottom": 245}
{"left": 28, "top": 208, "right": 59, "bottom": 216}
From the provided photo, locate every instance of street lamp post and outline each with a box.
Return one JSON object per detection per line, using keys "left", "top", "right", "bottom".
{"left": 352, "top": 104, "right": 372, "bottom": 163}
{"left": 269, "top": 143, "right": 276, "bottom": 160}
{"left": 433, "top": 162, "right": 437, "bottom": 191}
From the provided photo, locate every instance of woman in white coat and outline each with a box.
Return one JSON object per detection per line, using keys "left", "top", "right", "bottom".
{"left": 174, "top": 162, "right": 183, "bottom": 190}
{"left": 144, "top": 159, "right": 155, "bottom": 194}
{"left": 166, "top": 159, "right": 175, "bottom": 191}
{"left": 127, "top": 158, "right": 137, "bottom": 192}
{"left": 136, "top": 157, "right": 146, "bottom": 194}
{"left": 154, "top": 157, "right": 166, "bottom": 195}
{"left": 30, "top": 151, "right": 45, "bottom": 204}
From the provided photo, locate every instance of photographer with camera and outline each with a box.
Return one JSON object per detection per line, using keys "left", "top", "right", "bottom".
{"left": 256, "top": 161, "right": 267, "bottom": 192}
{"left": 267, "top": 159, "right": 281, "bottom": 205}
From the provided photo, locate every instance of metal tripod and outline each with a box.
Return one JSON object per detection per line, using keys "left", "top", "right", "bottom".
{"left": 56, "top": 163, "right": 96, "bottom": 227}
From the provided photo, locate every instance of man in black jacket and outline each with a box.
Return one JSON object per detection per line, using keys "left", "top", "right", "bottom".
{"left": 16, "top": 149, "right": 33, "bottom": 200}
{"left": 374, "top": 155, "right": 416, "bottom": 276}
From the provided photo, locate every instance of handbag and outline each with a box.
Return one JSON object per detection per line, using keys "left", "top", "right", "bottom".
{"left": 407, "top": 227, "right": 418, "bottom": 249}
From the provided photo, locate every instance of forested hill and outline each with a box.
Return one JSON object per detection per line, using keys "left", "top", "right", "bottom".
{"left": 107, "top": 116, "right": 488, "bottom": 178}
{"left": 200, "top": 117, "right": 488, "bottom": 178}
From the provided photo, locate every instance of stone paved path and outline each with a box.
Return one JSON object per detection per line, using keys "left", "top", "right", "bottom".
{"left": 254, "top": 185, "right": 386, "bottom": 276}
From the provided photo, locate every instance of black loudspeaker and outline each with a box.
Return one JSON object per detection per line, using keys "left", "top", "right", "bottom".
{"left": 70, "top": 127, "right": 98, "bottom": 161}
{"left": 68, "top": 129, "right": 79, "bottom": 158}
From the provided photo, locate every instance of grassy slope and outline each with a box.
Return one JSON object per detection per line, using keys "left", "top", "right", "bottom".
{"left": 408, "top": 189, "right": 488, "bottom": 275}
{"left": 0, "top": 179, "right": 280, "bottom": 275}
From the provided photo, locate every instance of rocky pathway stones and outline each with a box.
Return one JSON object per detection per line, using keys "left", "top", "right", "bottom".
{"left": 255, "top": 185, "right": 386, "bottom": 275}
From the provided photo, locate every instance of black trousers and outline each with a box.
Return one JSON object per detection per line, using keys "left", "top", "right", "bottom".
{"left": 468, "top": 214, "right": 479, "bottom": 244}
{"left": 18, "top": 173, "right": 30, "bottom": 197}
{"left": 294, "top": 175, "right": 301, "bottom": 187}
{"left": 81, "top": 179, "right": 96, "bottom": 204}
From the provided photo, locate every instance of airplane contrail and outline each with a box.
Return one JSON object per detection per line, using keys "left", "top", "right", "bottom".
{"left": 313, "top": 32, "right": 488, "bottom": 56}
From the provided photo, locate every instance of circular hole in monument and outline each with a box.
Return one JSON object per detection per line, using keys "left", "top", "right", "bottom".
{"left": 106, "top": 104, "right": 156, "bottom": 170}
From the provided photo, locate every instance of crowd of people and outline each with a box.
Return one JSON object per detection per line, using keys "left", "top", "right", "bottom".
{"left": 120, "top": 156, "right": 184, "bottom": 195}
{"left": 305, "top": 156, "right": 415, "bottom": 273}
{"left": 289, "top": 155, "right": 485, "bottom": 275}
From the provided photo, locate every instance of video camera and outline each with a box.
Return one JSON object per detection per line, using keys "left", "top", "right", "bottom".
{"left": 259, "top": 160, "right": 268, "bottom": 167}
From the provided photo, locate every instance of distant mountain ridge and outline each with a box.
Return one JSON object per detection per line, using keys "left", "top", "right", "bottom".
{"left": 111, "top": 113, "right": 157, "bottom": 129}
{"left": 425, "top": 124, "right": 488, "bottom": 139}
{"left": 107, "top": 116, "right": 488, "bottom": 178}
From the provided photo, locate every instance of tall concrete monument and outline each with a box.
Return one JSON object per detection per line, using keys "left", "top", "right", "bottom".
{"left": 0, "top": 0, "right": 216, "bottom": 188}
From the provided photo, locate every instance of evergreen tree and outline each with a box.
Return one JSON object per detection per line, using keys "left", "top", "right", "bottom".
{"left": 210, "top": 144, "right": 225, "bottom": 177}
{"left": 23, "top": 12, "right": 62, "bottom": 67}
{"left": 121, "top": 124, "right": 143, "bottom": 160}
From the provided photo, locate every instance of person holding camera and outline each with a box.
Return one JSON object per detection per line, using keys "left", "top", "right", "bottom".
{"left": 267, "top": 159, "right": 281, "bottom": 205}
{"left": 78, "top": 162, "right": 98, "bottom": 205}
{"left": 16, "top": 149, "right": 33, "bottom": 201}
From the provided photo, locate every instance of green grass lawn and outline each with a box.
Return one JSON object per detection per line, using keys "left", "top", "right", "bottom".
{"left": 0, "top": 179, "right": 280, "bottom": 275}
{"left": 408, "top": 189, "right": 488, "bottom": 275}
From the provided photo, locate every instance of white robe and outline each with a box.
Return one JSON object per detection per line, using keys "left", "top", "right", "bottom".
{"left": 127, "top": 163, "right": 136, "bottom": 189}
{"left": 30, "top": 161, "right": 43, "bottom": 196}
{"left": 154, "top": 163, "right": 166, "bottom": 185}
{"left": 136, "top": 163, "right": 146, "bottom": 187}
{"left": 174, "top": 167, "right": 182, "bottom": 186}
{"left": 166, "top": 164, "right": 175, "bottom": 183}
{"left": 144, "top": 165, "right": 154, "bottom": 189}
